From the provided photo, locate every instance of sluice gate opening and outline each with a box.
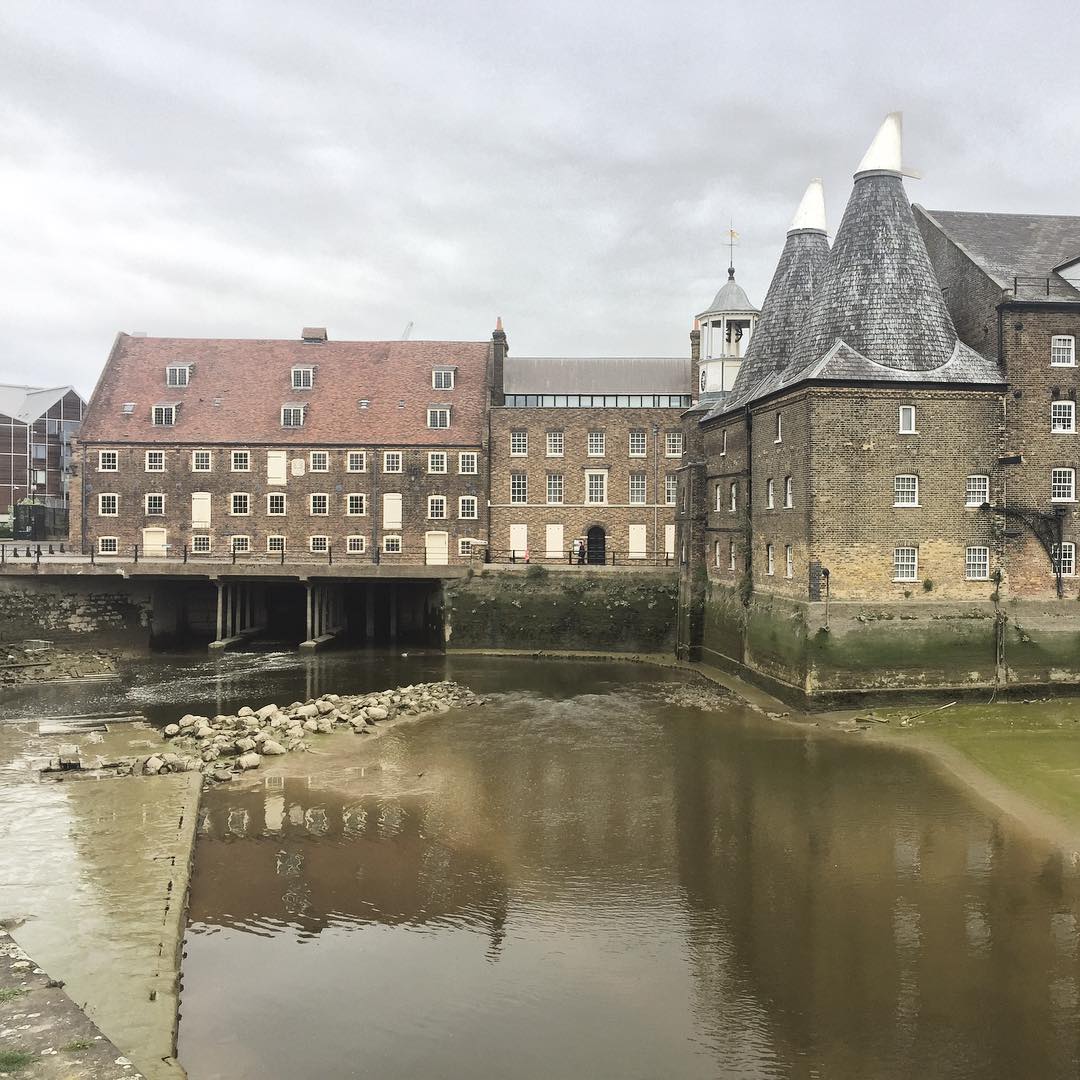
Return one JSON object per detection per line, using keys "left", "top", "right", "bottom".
{"left": 148, "top": 578, "right": 444, "bottom": 651}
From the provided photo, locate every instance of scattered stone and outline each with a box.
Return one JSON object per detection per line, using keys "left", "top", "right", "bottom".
{"left": 235, "top": 737, "right": 256, "bottom": 753}
{"left": 302, "top": 718, "right": 320, "bottom": 733}
{"left": 261, "top": 740, "right": 286, "bottom": 755}
{"left": 237, "top": 752, "right": 262, "bottom": 770}
{"left": 366, "top": 705, "right": 389, "bottom": 721}
{"left": 163, "top": 723, "right": 180, "bottom": 737}
{"left": 143, "top": 755, "right": 164, "bottom": 776}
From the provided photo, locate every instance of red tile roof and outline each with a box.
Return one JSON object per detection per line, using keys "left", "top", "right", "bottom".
{"left": 80, "top": 334, "right": 492, "bottom": 446}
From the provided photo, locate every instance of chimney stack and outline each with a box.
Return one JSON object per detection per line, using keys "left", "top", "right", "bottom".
{"left": 491, "top": 317, "right": 508, "bottom": 406}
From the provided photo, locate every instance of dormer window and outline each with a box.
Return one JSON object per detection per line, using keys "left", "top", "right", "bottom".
{"left": 152, "top": 404, "right": 177, "bottom": 426}
{"left": 166, "top": 364, "right": 191, "bottom": 387}
{"left": 427, "top": 407, "right": 451, "bottom": 429}
{"left": 281, "top": 404, "right": 306, "bottom": 428}
{"left": 432, "top": 368, "right": 456, "bottom": 390}
{"left": 292, "top": 367, "right": 315, "bottom": 390}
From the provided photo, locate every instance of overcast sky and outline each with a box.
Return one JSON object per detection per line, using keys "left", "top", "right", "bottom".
{"left": 1, "top": 0, "right": 1077, "bottom": 396}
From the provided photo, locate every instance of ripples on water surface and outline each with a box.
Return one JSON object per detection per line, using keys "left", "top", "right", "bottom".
{"left": 28, "top": 651, "right": 1073, "bottom": 1080}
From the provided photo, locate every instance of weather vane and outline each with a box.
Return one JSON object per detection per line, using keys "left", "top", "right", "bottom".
{"left": 727, "top": 221, "right": 738, "bottom": 274}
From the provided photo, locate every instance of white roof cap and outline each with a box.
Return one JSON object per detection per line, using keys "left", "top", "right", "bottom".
{"left": 855, "top": 112, "right": 921, "bottom": 179}
{"left": 788, "top": 178, "right": 827, "bottom": 233}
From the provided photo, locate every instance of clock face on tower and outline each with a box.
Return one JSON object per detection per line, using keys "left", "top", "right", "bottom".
{"left": 700, "top": 368, "right": 707, "bottom": 393}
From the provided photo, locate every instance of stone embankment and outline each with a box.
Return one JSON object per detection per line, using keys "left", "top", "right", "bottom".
{"left": 153, "top": 681, "right": 483, "bottom": 783}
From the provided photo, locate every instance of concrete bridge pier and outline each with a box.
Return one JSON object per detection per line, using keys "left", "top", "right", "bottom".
{"left": 300, "top": 581, "right": 345, "bottom": 650}
{"left": 209, "top": 580, "right": 267, "bottom": 650}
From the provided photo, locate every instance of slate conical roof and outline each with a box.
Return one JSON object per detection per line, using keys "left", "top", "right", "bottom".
{"left": 702, "top": 180, "right": 830, "bottom": 421}
{"left": 780, "top": 116, "right": 1003, "bottom": 388}
{"left": 700, "top": 267, "right": 759, "bottom": 317}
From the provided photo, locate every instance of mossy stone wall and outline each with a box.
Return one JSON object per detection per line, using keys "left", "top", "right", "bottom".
{"left": 444, "top": 568, "right": 678, "bottom": 652}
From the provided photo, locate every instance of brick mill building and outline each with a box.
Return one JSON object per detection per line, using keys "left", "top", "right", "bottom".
{"left": 676, "top": 114, "right": 1080, "bottom": 701}
{"left": 0, "top": 384, "right": 85, "bottom": 533}
{"left": 487, "top": 331, "right": 693, "bottom": 564}
{"left": 71, "top": 329, "right": 492, "bottom": 566}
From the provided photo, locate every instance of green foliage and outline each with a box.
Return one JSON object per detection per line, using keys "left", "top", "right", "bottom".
{"left": 0, "top": 1049, "right": 35, "bottom": 1070}
{"left": 0, "top": 988, "right": 26, "bottom": 1003}
{"left": 922, "top": 578, "right": 934, "bottom": 592}
{"left": 61, "top": 1040, "right": 92, "bottom": 1052}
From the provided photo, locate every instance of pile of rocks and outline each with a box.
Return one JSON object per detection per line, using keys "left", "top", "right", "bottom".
{"left": 153, "top": 680, "right": 483, "bottom": 782}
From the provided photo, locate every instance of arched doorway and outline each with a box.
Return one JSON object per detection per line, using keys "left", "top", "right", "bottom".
{"left": 586, "top": 526, "right": 606, "bottom": 565}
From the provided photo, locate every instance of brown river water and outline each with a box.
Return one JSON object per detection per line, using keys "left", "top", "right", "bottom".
{"left": 4, "top": 651, "right": 1080, "bottom": 1078}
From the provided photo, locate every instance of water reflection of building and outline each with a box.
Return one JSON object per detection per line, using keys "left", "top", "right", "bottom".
{"left": 665, "top": 721, "right": 1080, "bottom": 1077}
{"left": 192, "top": 776, "right": 509, "bottom": 950}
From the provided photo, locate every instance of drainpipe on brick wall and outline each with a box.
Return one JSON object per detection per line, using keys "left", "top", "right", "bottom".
{"left": 744, "top": 406, "right": 753, "bottom": 580}
{"left": 651, "top": 423, "right": 659, "bottom": 557}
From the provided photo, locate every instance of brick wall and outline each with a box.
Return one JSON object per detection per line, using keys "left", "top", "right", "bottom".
{"left": 489, "top": 407, "right": 683, "bottom": 560}
{"left": 0, "top": 577, "right": 152, "bottom": 644}
{"left": 70, "top": 442, "right": 487, "bottom": 563}
{"left": 1000, "top": 307, "right": 1080, "bottom": 598}
{"left": 806, "top": 387, "right": 1002, "bottom": 601}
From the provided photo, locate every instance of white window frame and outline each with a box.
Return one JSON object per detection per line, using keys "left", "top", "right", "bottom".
{"left": 510, "top": 430, "right": 529, "bottom": 456}
{"left": 585, "top": 470, "right": 608, "bottom": 505}
{"left": 628, "top": 430, "right": 647, "bottom": 457}
{"left": 458, "top": 538, "right": 474, "bottom": 557}
{"left": 720, "top": 429, "right": 727, "bottom": 456}
{"left": 428, "top": 495, "right": 447, "bottom": 520}
{"left": 281, "top": 405, "right": 305, "bottom": 427}
{"left": 766, "top": 543, "right": 775, "bottom": 576}
{"left": 191, "top": 534, "right": 212, "bottom": 554}
{"left": 898, "top": 405, "right": 917, "bottom": 434}
{"left": 428, "top": 451, "right": 447, "bottom": 474}
{"left": 267, "top": 535, "right": 287, "bottom": 554}
{"left": 191, "top": 450, "right": 212, "bottom": 472}
{"left": 1052, "top": 468, "right": 1076, "bottom": 503}
{"left": 714, "top": 541, "right": 722, "bottom": 568}
{"left": 309, "top": 451, "right": 329, "bottom": 472}
{"left": 665, "top": 475, "right": 677, "bottom": 506}
{"left": 152, "top": 404, "right": 176, "bottom": 426}
{"left": 98, "top": 450, "right": 118, "bottom": 472}
{"left": 98, "top": 536, "right": 119, "bottom": 555}
{"left": 1051, "top": 400, "right": 1075, "bottom": 434}
{"left": 1054, "top": 541, "right": 1076, "bottom": 577}
{"left": 774, "top": 413, "right": 782, "bottom": 444}
{"left": 1051, "top": 336, "right": 1076, "bottom": 367}
{"left": 383, "top": 451, "right": 403, "bottom": 473}
{"left": 346, "top": 535, "right": 366, "bottom": 554}
{"left": 383, "top": 535, "right": 402, "bottom": 554}
{"left": 231, "top": 450, "right": 251, "bottom": 472}
{"left": 715, "top": 485, "right": 723, "bottom": 512}
{"left": 893, "top": 546, "right": 918, "bottom": 582}
{"left": 309, "top": 535, "right": 329, "bottom": 554}
{"left": 729, "top": 482, "right": 737, "bottom": 512}
{"left": 347, "top": 451, "right": 367, "bottom": 472}
{"left": 427, "top": 407, "right": 451, "bottom": 429}
{"left": 267, "top": 493, "right": 287, "bottom": 516}
{"left": 291, "top": 366, "right": 315, "bottom": 389}
{"left": 230, "top": 492, "right": 250, "bottom": 516}
{"left": 784, "top": 476, "right": 793, "bottom": 508}
{"left": 459, "top": 496, "right": 478, "bottom": 520}
{"left": 458, "top": 452, "right": 478, "bottom": 474}
{"left": 965, "top": 474, "right": 990, "bottom": 508}
{"left": 98, "top": 493, "right": 118, "bottom": 516}
{"left": 766, "top": 478, "right": 774, "bottom": 509}
{"left": 310, "top": 493, "right": 330, "bottom": 516}
{"left": 144, "top": 493, "right": 165, "bottom": 516}
{"left": 665, "top": 431, "right": 684, "bottom": 457}
{"left": 346, "top": 493, "right": 367, "bottom": 516}
{"left": 629, "top": 473, "right": 647, "bottom": 505}
{"left": 432, "top": 368, "right": 455, "bottom": 390}
{"left": 785, "top": 545, "right": 794, "bottom": 579}
{"left": 510, "top": 472, "right": 528, "bottom": 504}
{"left": 965, "top": 546, "right": 990, "bottom": 581}
{"left": 587, "top": 431, "right": 605, "bottom": 457}
{"left": 729, "top": 540, "right": 737, "bottom": 572}
{"left": 145, "top": 450, "right": 164, "bottom": 472}
{"left": 166, "top": 364, "right": 190, "bottom": 388}
{"left": 894, "top": 474, "right": 919, "bottom": 507}
{"left": 546, "top": 431, "right": 564, "bottom": 457}
{"left": 546, "top": 473, "right": 564, "bottom": 505}
{"left": 231, "top": 535, "right": 251, "bottom": 554}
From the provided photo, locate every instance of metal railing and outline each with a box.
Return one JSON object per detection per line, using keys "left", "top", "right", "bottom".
{"left": 484, "top": 548, "right": 675, "bottom": 567}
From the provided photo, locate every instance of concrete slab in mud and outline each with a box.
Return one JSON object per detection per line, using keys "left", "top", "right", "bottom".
{"left": 0, "top": 772, "right": 200, "bottom": 1080}
{"left": 1, "top": 930, "right": 140, "bottom": 1079}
